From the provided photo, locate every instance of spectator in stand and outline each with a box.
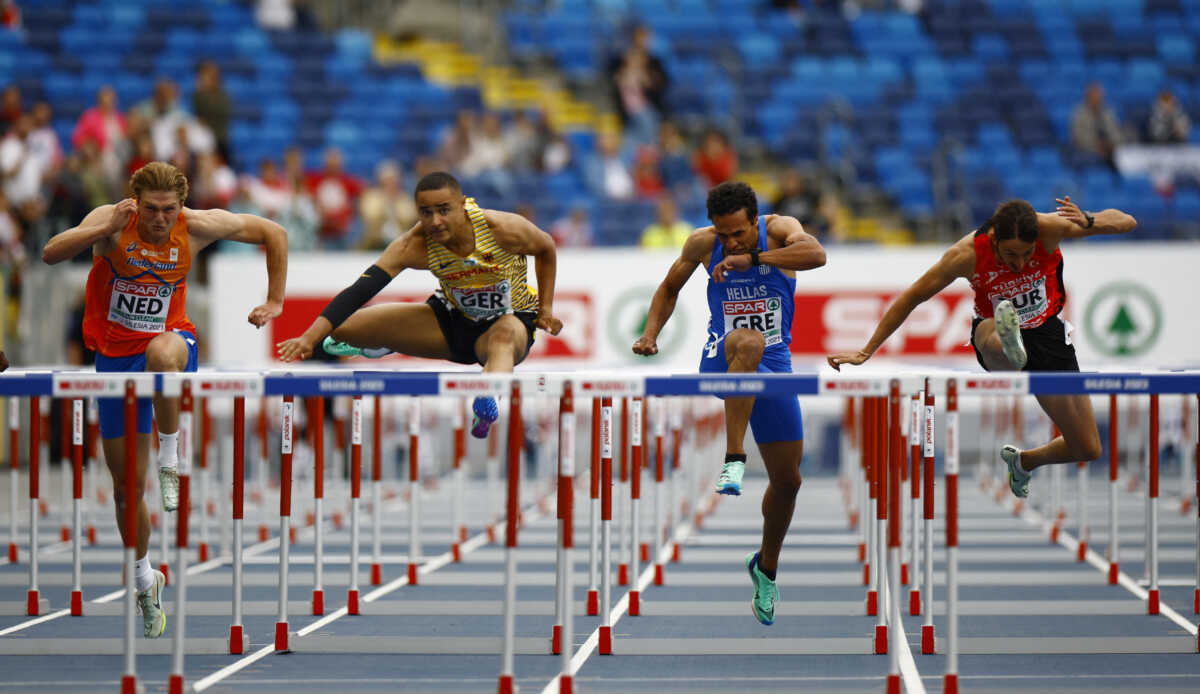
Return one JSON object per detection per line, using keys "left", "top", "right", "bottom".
{"left": 694, "top": 127, "right": 737, "bottom": 188}
{"left": 438, "top": 110, "right": 476, "bottom": 173}
{"left": 773, "top": 168, "right": 830, "bottom": 239}
{"left": 138, "top": 79, "right": 214, "bottom": 162}
{"left": 71, "top": 86, "right": 127, "bottom": 186}
{"left": 461, "top": 111, "right": 514, "bottom": 199}
{"left": 505, "top": 111, "right": 542, "bottom": 173}
{"left": 191, "top": 151, "right": 237, "bottom": 209}
{"left": 633, "top": 145, "right": 665, "bottom": 199}
{"left": 1070, "top": 83, "right": 1122, "bottom": 169}
{"left": 541, "top": 131, "right": 572, "bottom": 174}
{"left": 657, "top": 121, "right": 696, "bottom": 194}
{"left": 1147, "top": 89, "right": 1191, "bottom": 144}
{"left": 585, "top": 130, "right": 634, "bottom": 200}
{"left": 0, "top": 85, "right": 21, "bottom": 135}
{"left": 0, "top": 190, "right": 24, "bottom": 268}
{"left": 279, "top": 174, "right": 319, "bottom": 251}
{"left": 639, "top": 195, "right": 693, "bottom": 249}
{"left": 1, "top": 114, "right": 47, "bottom": 220}
{"left": 1, "top": 1, "right": 20, "bottom": 31}
{"left": 608, "top": 24, "right": 668, "bottom": 148}
{"left": 256, "top": 0, "right": 295, "bottom": 30}
{"left": 192, "top": 61, "right": 233, "bottom": 164}
{"left": 358, "top": 159, "right": 417, "bottom": 250}
{"left": 307, "top": 147, "right": 364, "bottom": 249}
{"left": 27, "top": 102, "right": 62, "bottom": 182}
{"left": 245, "top": 159, "right": 291, "bottom": 219}
{"left": 125, "top": 132, "right": 155, "bottom": 178}
{"left": 550, "top": 202, "right": 593, "bottom": 248}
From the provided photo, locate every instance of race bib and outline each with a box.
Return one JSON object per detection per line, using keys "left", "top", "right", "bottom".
{"left": 991, "top": 276, "right": 1047, "bottom": 327}
{"left": 108, "top": 279, "right": 172, "bottom": 333}
{"left": 451, "top": 280, "right": 512, "bottom": 320}
{"left": 722, "top": 296, "right": 783, "bottom": 346}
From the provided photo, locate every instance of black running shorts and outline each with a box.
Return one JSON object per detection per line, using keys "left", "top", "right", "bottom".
{"left": 425, "top": 295, "right": 537, "bottom": 366}
{"left": 970, "top": 314, "right": 1080, "bottom": 372}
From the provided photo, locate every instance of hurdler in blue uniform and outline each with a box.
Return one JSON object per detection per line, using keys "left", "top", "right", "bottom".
{"left": 633, "top": 182, "right": 826, "bottom": 626}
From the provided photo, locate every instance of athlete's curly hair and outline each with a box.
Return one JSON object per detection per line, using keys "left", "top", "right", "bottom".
{"left": 982, "top": 199, "right": 1038, "bottom": 243}
{"left": 705, "top": 181, "right": 757, "bottom": 222}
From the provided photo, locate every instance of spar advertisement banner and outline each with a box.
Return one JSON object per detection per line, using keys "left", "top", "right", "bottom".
{"left": 208, "top": 243, "right": 1199, "bottom": 371}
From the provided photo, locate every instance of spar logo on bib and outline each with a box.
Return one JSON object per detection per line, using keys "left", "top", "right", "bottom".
{"left": 723, "top": 296, "right": 783, "bottom": 346}
{"left": 108, "top": 279, "right": 172, "bottom": 333}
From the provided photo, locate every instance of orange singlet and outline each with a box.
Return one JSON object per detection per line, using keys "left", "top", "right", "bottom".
{"left": 82, "top": 211, "right": 197, "bottom": 357}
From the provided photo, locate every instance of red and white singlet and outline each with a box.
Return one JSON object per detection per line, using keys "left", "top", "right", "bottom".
{"left": 968, "top": 230, "right": 1065, "bottom": 329}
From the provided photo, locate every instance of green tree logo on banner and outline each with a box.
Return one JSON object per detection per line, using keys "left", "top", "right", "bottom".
{"left": 1084, "top": 282, "right": 1162, "bottom": 358}
{"left": 607, "top": 286, "right": 687, "bottom": 362}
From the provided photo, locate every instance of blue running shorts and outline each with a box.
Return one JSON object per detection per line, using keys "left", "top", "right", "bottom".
{"left": 95, "top": 330, "right": 199, "bottom": 438}
{"left": 697, "top": 334, "right": 804, "bottom": 444}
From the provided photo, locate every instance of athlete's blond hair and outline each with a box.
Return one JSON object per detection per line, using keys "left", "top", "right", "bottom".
{"left": 128, "top": 161, "right": 189, "bottom": 204}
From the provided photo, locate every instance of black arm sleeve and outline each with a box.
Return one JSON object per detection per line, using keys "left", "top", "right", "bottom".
{"left": 319, "top": 264, "right": 392, "bottom": 329}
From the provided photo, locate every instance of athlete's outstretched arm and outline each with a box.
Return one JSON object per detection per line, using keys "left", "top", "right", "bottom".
{"left": 187, "top": 208, "right": 289, "bottom": 327}
{"left": 488, "top": 211, "right": 562, "bottom": 335}
{"left": 633, "top": 231, "right": 707, "bottom": 356}
{"left": 275, "top": 228, "right": 423, "bottom": 362}
{"left": 826, "top": 240, "right": 973, "bottom": 370}
{"left": 1042, "top": 195, "right": 1137, "bottom": 242}
{"left": 42, "top": 201, "right": 127, "bottom": 264}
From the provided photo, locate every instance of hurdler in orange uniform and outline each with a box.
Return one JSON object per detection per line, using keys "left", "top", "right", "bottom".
{"left": 43, "top": 162, "right": 289, "bottom": 639}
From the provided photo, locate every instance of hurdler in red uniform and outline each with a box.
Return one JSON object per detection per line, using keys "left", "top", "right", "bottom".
{"left": 827, "top": 196, "right": 1137, "bottom": 502}
{"left": 43, "top": 162, "right": 289, "bottom": 638}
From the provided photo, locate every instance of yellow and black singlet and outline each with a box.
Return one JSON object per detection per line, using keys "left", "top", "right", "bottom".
{"left": 426, "top": 198, "right": 539, "bottom": 321}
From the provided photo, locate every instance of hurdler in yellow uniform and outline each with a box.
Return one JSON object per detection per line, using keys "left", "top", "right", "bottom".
{"left": 277, "top": 171, "right": 563, "bottom": 438}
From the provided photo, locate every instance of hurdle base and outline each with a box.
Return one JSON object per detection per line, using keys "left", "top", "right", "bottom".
{"left": 887, "top": 673, "right": 900, "bottom": 694}
{"left": 586, "top": 590, "right": 598, "bottom": 616}
{"left": 167, "top": 673, "right": 191, "bottom": 694}
{"left": 1193, "top": 588, "right": 1198, "bottom": 614}
{"left": 229, "top": 625, "right": 249, "bottom": 655}
{"left": 1109, "top": 563, "right": 1119, "bottom": 585}
{"left": 371, "top": 563, "right": 382, "bottom": 585}
{"left": 70, "top": 590, "right": 82, "bottom": 616}
{"left": 159, "top": 563, "right": 169, "bottom": 586}
{"left": 274, "top": 622, "right": 292, "bottom": 652}
{"left": 121, "top": 674, "right": 144, "bottom": 694}
{"left": 599, "top": 626, "right": 612, "bottom": 655}
{"left": 900, "top": 563, "right": 908, "bottom": 585}
{"left": 862, "top": 564, "right": 870, "bottom": 587}
{"left": 618, "top": 564, "right": 628, "bottom": 586}
{"left": 60, "top": 526, "right": 69, "bottom": 542}
{"left": 498, "top": 674, "right": 515, "bottom": 694}
{"left": 909, "top": 590, "right": 920, "bottom": 616}
{"left": 866, "top": 590, "right": 877, "bottom": 616}
{"left": 452, "top": 543, "right": 461, "bottom": 563}
{"left": 921, "top": 625, "right": 934, "bottom": 654}
{"left": 1149, "top": 589, "right": 1160, "bottom": 615}
{"left": 559, "top": 674, "right": 573, "bottom": 694}
{"left": 943, "top": 674, "right": 958, "bottom": 694}
{"left": 87, "top": 526, "right": 96, "bottom": 545}
{"left": 552, "top": 625, "right": 562, "bottom": 654}
{"left": 197, "top": 543, "right": 209, "bottom": 562}
{"left": 654, "top": 564, "right": 664, "bottom": 586}
{"left": 459, "top": 526, "right": 468, "bottom": 542}
{"left": 258, "top": 525, "right": 269, "bottom": 542}
{"left": 874, "top": 625, "right": 887, "bottom": 654}
{"left": 347, "top": 589, "right": 359, "bottom": 615}
{"left": 671, "top": 544, "right": 680, "bottom": 562}
{"left": 26, "top": 590, "right": 39, "bottom": 616}
{"left": 629, "top": 590, "right": 640, "bottom": 616}
{"left": 640, "top": 543, "right": 649, "bottom": 562}
{"left": 312, "top": 589, "right": 324, "bottom": 616}
{"left": 407, "top": 563, "right": 418, "bottom": 584}
{"left": 857, "top": 542, "right": 865, "bottom": 563}
{"left": 7, "top": 543, "right": 16, "bottom": 563}
{"left": 1077, "top": 541, "right": 1087, "bottom": 562}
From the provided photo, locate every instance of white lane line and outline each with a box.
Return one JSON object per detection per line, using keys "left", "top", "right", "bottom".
{"left": 193, "top": 490, "right": 554, "bottom": 693}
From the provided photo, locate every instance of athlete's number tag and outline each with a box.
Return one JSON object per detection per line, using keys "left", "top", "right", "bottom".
{"left": 722, "top": 297, "right": 783, "bottom": 346}
{"left": 108, "top": 279, "right": 172, "bottom": 333}
{"left": 991, "top": 276, "right": 1047, "bottom": 327}
{"left": 452, "top": 280, "right": 512, "bottom": 320}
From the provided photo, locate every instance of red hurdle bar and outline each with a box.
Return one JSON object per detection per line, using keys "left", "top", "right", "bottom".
{"left": 69, "top": 399, "right": 83, "bottom": 616}
{"left": 27, "top": 393, "right": 41, "bottom": 615}
{"left": 169, "top": 380, "right": 194, "bottom": 694}
{"left": 348, "top": 396, "right": 363, "bottom": 615}
{"left": 587, "top": 397, "right": 600, "bottom": 616}
{"left": 312, "top": 396, "right": 326, "bottom": 613}
{"left": 556, "top": 382, "right": 576, "bottom": 692}
{"left": 1149, "top": 394, "right": 1160, "bottom": 615}
{"left": 1109, "top": 395, "right": 1120, "bottom": 584}
{"left": 922, "top": 380, "right": 936, "bottom": 654}
{"left": 498, "top": 382, "right": 523, "bottom": 694}
{"left": 599, "top": 396, "right": 614, "bottom": 655}
{"left": 944, "top": 378, "right": 960, "bottom": 694}
{"left": 371, "top": 396, "right": 383, "bottom": 585}
{"left": 120, "top": 381, "right": 137, "bottom": 694}
{"left": 275, "top": 395, "right": 295, "bottom": 652}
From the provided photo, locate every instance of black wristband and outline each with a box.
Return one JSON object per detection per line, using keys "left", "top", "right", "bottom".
{"left": 1084, "top": 211, "right": 1095, "bottom": 229}
{"left": 749, "top": 247, "right": 760, "bottom": 266}
{"left": 319, "top": 265, "right": 392, "bottom": 329}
